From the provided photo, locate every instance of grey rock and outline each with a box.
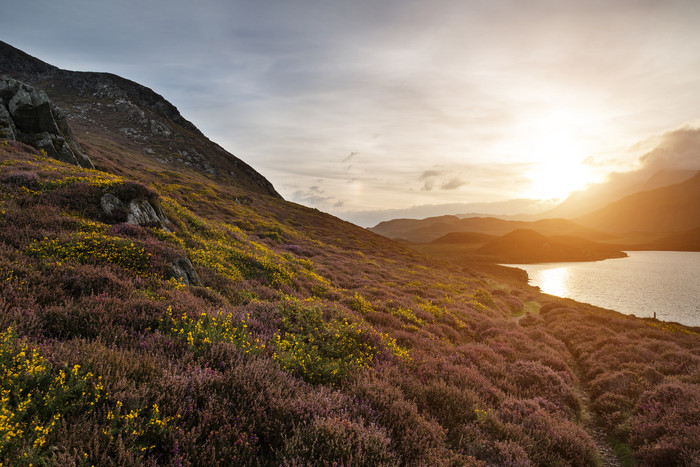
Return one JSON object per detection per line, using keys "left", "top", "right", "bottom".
{"left": 100, "top": 193, "right": 125, "bottom": 218}
{"left": 114, "top": 98, "right": 147, "bottom": 126}
{"left": 126, "top": 199, "right": 161, "bottom": 226}
{"left": 100, "top": 192, "right": 170, "bottom": 231}
{"left": 149, "top": 119, "right": 172, "bottom": 137}
{"left": 171, "top": 258, "right": 200, "bottom": 286}
{"left": 8, "top": 84, "right": 57, "bottom": 134}
{"left": 0, "top": 78, "right": 93, "bottom": 168}
{"left": 0, "top": 103, "right": 16, "bottom": 139}
{"left": 234, "top": 196, "right": 253, "bottom": 206}
{"left": 126, "top": 199, "right": 171, "bottom": 231}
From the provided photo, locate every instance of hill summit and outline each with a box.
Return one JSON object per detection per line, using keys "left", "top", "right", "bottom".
{"left": 0, "top": 40, "right": 280, "bottom": 198}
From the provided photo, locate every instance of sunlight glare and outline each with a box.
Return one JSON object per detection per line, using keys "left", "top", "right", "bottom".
{"left": 521, "top": 115, "right": 595, "bottom": 200}
{"left": 537, "top": 267, "right": 569, "bottom": 297}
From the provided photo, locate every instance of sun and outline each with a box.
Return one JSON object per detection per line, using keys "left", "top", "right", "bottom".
{"left": 522, "top": 124, "right": 595, "bottom": 200}
{"left": 525, "top": 157, "right": 592, "bottom": 200}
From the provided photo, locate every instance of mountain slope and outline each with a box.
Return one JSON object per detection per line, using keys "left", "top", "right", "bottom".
{"left": 475, "top": 229, "right": 626, "bottom": 263}
{"left": 540, "top": 169, "right": 696, "bottom": 219}
{"left": 632, "top": 227, "right": 700, "bottom": 251}
{"left": 371, "top": 215, "right": 610, "bottom": 243}
{"left": 0, "top": 40, "right": 280, "bottom": 198}
{"left": 576, "top": 171, "right": 700, "bottom": 233}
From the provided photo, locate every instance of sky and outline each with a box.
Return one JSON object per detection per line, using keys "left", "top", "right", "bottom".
{"left": 3, "top": 0, "right": 700, "bottom": 226}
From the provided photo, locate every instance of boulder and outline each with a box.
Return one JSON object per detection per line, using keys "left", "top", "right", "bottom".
{"left": 127, "top": 199, "right": 163, "bottom": 226}
{"left": 0, "top": 102, "right": 16, "bottom": 139}
{"left": 100, "top": 193, "right": 126, "bottom": 219}
{"left": 100, "top": 192, "right": 170, "bottom": 231}
{"left": 171, "top": 258, "right": 200, "bottom": 286}
{"left": 0, "top": 78, "right": 93, "bottom": 168}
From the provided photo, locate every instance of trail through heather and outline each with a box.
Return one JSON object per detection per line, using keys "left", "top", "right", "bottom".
{"left": 567, "top": 342, "right": 623, "bottom": 467}
{"left": 512, "top": 314, "right": 623, "bottom": 466}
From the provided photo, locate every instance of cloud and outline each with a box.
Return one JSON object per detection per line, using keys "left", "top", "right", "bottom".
{"left": 440, "top": 177, "right": 466, "bottom": 190}
{"left": 638, "top": 126, "right": 700, "bottom": 171}
{"left": 420, "top": 169, "right": 467, "bottom": 191}
{"left": 5, "top": 0, "right": 700, "bottom": 220}
{"left": 290, "top": 185, "right": 334, "bottom": 206}
{"left": 288, "top": 182, "right": 349, "bottom": 211}
{"left": 342, "top": 152, "right": 358, "bottom": 162}
{"left": 419, "top": 169, "right": 443, "bottom": 180}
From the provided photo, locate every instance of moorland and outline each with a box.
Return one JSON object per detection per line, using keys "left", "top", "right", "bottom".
{"left": 0, "top": 41, "right": 698, "bottom": 466}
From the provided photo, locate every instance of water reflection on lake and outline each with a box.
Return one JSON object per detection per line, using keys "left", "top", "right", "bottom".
{"left": 503, "top": 251, "right": 700, "bottom": 327}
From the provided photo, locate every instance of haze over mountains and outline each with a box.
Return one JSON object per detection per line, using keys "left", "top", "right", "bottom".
{"left": 370, "top": 117, "right": 700, "bottom": 259}
{"left": 370, "top": 166, "right": 700, "bottom": 262}
{"left": 576, "top": 171, "right": 700, "bottom": 234}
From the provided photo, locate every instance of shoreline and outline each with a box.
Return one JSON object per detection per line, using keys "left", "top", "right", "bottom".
{"left": 502, "top": 251, "right": 700, "bottom": 329}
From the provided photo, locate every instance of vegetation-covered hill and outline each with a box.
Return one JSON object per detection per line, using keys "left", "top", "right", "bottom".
{"left": 370, "top": 216, "right": 609, "bottom": 244}
{"left": 406, "top": 230, "right": 626, "bottom": 265}
{"left": 576, "top": 171, "right": 700, "bottom": 234}
{"left": 0, "top": 40, "right": 279, "bottom": 199}
{"left": 475, "top": 229, "right": 627, "bottom": 264}
{"left": 0, "top": 44, "right": 699, "bottom": 466}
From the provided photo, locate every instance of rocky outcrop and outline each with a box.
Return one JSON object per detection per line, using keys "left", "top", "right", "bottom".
{"left": 0, "top": 40, "right": 283, "bottom": 199}
{"left": 0, "top": 78, "right": 93, "bottom": 168}
{"left": 126, "top": 198, "right": 169, "bottom": 227}
{"left": 171, "top": 258, "right": 200, "bottom": 286}
{"left": 100, "top": 191, "right": 170, "bottom": 230}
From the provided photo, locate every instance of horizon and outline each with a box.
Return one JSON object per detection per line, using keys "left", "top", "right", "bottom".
{"left": 3, "top": 0, "right": 700, "bottom": 226}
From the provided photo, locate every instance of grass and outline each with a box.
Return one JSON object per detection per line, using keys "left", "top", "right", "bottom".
{"left": 608, "top": 435, "right": 637, "bottom": 467}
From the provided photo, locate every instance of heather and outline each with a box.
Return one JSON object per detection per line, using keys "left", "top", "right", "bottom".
{"left": 1, "top": 141, "right": 699, "bottom": 465}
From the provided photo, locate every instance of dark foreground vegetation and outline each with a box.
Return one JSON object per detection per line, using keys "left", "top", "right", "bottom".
{"left": 1, "top": 140, "right": 699, "bottom": 466}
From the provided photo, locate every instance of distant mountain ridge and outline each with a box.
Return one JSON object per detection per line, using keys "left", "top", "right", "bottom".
{"left": 576, "top": 171, "right": 700, "bottom": 234}
{"left": 371, "top": 170, "right": 700, "bottom": 254}
{"left": 370, "top": 216, "right": 609, "bottom": 243}
{"left": 475, "top": 229, "right": 626, "bottom": 263}
{"left": 540, "top": 169, "right": 697, "bottom": 220}
{"left": 0, "top": 40, "right": 280, "bottom": 198}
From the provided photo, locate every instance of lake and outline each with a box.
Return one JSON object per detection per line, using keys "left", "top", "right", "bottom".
{"left": 503, "top": 251, "right": 700, "bottom": 328}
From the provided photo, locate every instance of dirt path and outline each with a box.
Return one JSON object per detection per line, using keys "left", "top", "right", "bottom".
{"left": 512, "top": 313, "right": 623, "bottom": 465}
{"left": 510, "top": 314, "right": 526, "bottom": 324}
{"left": 568, "top": 350, "right": 623, "bottom": 467}
{"left": 577, "top": 384, "right": 623, "bottom": 466}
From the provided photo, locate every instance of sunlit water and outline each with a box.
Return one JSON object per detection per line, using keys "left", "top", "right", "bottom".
{"left": 503, "top": 251, "right": 700, "bottom": 327}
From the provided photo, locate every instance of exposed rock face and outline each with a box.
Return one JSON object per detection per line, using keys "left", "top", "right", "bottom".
{"left": 100, "top": 191, "right": 196, "bottom": 285}
{"left": 99, "top": 192, "right": 170, "bottom": 230}
{"left": 99, "top": 193, "right": 125, "bottom": 218}
{"left": 171, "top": 258, "right": 200, "bottom": 286}
{"left": 0, "top": 78, "right": 93, "bottom": 168}
{"left": 126, "top": 199, "right": 168, "bottom": 227}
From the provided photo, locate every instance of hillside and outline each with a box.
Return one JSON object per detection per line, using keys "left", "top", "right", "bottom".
{"left": 370, "top": 215, "right": 609, "bottom": 243}
{"left": 0, "top": 40, "right": 279, "bottom": 198}
{"left": 633, "top": 227, "right": 700, "bottom": 251}
{"left": 0, "top": 43, "right": 699, "bottom": 466}
{"left": 576, "top": 171, "right": 700, "bottom": 233}
{"left": 475, "top": 229, "right": 627, "bottom": 263}
{"left": 432, "top": 231, "right": 497, "bottom": 244}
{"left": 540, "top": 168, "right": 696, "bottom": 219}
